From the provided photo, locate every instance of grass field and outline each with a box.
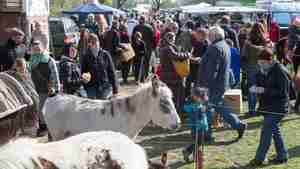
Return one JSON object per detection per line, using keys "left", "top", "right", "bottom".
{"left": 139, "top": 104, "right": 300, "bottom": 169}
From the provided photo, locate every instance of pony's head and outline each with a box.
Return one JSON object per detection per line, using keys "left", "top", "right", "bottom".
{"left": 150, "top": 76, "right": 181, "bottom": 130}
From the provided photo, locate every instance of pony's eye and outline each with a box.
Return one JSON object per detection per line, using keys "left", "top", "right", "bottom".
{"left": 159, "top": 99, "right": 171, "bottom": 114}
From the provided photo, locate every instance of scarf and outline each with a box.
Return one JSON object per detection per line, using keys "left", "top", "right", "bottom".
{"left": 28, "top": 52, "right": 50, "bottom": 72}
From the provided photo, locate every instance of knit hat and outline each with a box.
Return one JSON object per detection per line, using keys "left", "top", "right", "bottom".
{"left": 292, "top": 16, "right": 300, "bottom": 27}
{"left": 7, "top": 27, "right": 24, "bottom": 36}
{"left": 164, "top": 32, "right": 176, "bottom": 43}
{"left": 259, "top": 48, "right": 273, "bottom": 61}
{"left": 220, "top": 15, "right": 231, "bottom": 24}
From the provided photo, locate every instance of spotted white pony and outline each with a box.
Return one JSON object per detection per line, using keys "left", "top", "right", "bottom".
{"left": 0, "top": 131, "right": 150, "bottom": 169}
{"left": 43, "top": 77, "right": 181, "bottom": 141}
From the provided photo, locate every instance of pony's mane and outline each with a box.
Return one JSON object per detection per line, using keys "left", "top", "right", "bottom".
{"left": 0, "top": 138, "right": 42, "bottom": 169}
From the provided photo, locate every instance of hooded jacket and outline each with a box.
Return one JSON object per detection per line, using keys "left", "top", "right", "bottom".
{"left": 257, "top": 62, "right": 290, "bottom": 114}
{"left": 241, "top": 40, "right": 264, "bottom": 71}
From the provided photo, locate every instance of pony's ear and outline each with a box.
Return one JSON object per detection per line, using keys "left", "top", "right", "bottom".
{"left": 152, "top": 75, "right": 160, "bottom": 97}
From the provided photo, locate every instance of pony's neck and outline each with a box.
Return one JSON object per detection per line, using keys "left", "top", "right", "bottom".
{"left": 127, "top": 83, "right": 156, "bottom": 139}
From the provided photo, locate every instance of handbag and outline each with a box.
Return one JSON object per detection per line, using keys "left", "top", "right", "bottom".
{"left": 118, "top": 43, "right": 135, "bottom": 62}
{"left": 172, "top": 59, "right": 190, "bottom": 78}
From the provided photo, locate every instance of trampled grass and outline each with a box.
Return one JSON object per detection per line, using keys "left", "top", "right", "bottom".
{"left": 140, "top": 105, "right": 300, "bottom": 169}
{"left": 176, "top": 114, "right": 300, "bottom": 169}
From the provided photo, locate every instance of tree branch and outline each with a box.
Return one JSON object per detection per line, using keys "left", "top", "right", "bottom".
{"left": 152, "top": 0, "right": 161, "bottom": 11}
{"left": 118, "top": 0, "right": 127, "bottom": 8}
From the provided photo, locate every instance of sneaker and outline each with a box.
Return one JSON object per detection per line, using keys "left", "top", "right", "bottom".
{"left": 182, "top": 149, "right": 190, "bottom": 163}
{"left": 244, "top": 112, "right": 258, "bottom": 118}
{"left": 36, "top": 124, "right": 48, "bottom": 137}
{"left": 237, "top": 122, "right": 247, "bottom": 140}
{"left": 249, "top": 159, "right": 265, "bottom": 166}
{"left": 269, "top": 158, "right": 288, "bottom": 165}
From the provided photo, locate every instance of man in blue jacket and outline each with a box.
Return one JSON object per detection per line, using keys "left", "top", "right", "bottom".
{"left": 197, "top": 26, "right": 246, "bottom": 142}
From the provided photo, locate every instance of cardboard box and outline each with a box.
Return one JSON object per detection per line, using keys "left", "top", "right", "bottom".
{"left": 224, "top": 89, "right": 243, "bottom": 114}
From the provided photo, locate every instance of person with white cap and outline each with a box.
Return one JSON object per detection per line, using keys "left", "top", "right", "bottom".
{"left": 28, "top": 40, "right": 60, "bottom": 136}
{"left": 86, "top": 13, "right": 98, "bottom": 34}
{"left": 197, "top": 26, "right": 247, "bottom": 142}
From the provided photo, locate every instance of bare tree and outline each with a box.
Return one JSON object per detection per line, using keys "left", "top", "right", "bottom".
{"left": 117, "top": 0, "right": 127, "bottom": 8}
{"left": 152, "top": 0, "right": 161, "bottom": 11}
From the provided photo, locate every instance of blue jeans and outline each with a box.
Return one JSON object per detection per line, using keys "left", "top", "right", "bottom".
{"left": 206, "top": 93, "right": 243, "bottom": 139}
{"left": 86, "top": 84, "right": 112, "bottom": 99}
{"left": 255, "top": 115, "right": 288, "bottom": 161}
{"left": 86, "top": 85, "right": 98, "bottom": 99}
{"left": 247, "top": 70, "right": 257, "bottom": 114}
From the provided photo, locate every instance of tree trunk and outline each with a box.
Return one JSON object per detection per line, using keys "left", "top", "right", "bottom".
{"left": 60, "top": 0, "right": 66, "bottom": 8}
{"left": 114, "top": 0, "right": 126, "bottom": 9}
{"left": 153, "top": 0, "right": 160, "bottom": 11}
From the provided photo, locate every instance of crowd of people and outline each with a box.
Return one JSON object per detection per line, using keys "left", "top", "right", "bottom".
{"left": 0, "top": 11, "right": 299, "bottom": 166}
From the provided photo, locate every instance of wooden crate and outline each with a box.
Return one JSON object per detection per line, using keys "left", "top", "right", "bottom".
{"left": 224, "top": 89, "right": 243, "bottom": 114}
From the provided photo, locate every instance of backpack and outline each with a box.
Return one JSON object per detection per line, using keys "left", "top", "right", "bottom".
{"left": 59, "top": 60, "right": 82, "bottom": 90}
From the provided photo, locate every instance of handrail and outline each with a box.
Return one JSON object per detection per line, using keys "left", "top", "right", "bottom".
{"left": 0, "top": 104, "right": 28, "bottom": 119}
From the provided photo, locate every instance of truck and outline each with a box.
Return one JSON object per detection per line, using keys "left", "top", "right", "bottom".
{"left": 256, "top": 0, "right": 300, "bottom": 37}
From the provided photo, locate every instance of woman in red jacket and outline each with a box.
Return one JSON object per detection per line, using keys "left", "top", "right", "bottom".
{"left": 270, "top": 21, "right": 280, "bottom": 43}
{"left": 151, "top": 22, "right": 161, "bottom": 74}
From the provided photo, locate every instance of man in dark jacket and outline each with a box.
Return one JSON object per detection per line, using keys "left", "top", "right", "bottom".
{"left": 132, "top": 15, "right": 154, "bottom": 79}
{"left": 249, "top": 48, "right": 289, "bottom": 166}
{"left": 82, "top": 33, "right": 119, "bottom": 99}
{"left": 197, "top": 26, "right": 246, "bottom": 142}
{"left": 28, "top": 40, "right": 60, "bottom": 136}
{"left": 220, "top": 15, "right": 240, "bottom": 51}
{"left": 103, "top": 20, "right": 121, "bottom": 68}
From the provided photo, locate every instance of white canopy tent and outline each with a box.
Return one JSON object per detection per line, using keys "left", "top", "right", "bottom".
{"left": 179, "top": 2, "right": 211, "bottom": 12}
{"left": 185, "top": 6, "right": 266, "bottom": 14}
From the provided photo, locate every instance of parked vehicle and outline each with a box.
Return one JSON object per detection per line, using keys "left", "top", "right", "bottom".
{"left": 257, "top": 0, "right": 300, "bottom": 37}
{"left": 49, "top": 16, "right": 79, "bottom": 59}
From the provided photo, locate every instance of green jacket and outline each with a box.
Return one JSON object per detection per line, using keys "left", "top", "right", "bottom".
{"left": 241, "top": 40, "right": 264, "bottom": 70}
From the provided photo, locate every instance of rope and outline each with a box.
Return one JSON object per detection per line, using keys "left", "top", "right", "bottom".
{"left": 203, "top": 102, "right": 287, "bottom": 116}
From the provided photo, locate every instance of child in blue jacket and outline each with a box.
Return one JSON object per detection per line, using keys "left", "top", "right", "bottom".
{"left": 182, "top": 87, "right": 210, "bottom": 162}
